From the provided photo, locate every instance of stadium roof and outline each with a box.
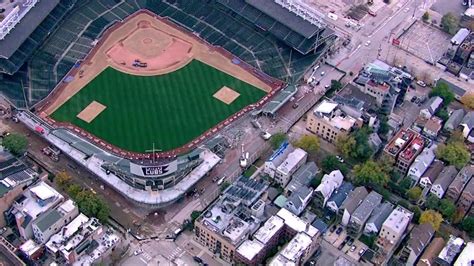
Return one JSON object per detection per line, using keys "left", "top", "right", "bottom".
{"left": 245, "top": 0, "right": 323, "bottom": 38}
{"left": 0, "top": 0, "right": 59, "bottom": 59}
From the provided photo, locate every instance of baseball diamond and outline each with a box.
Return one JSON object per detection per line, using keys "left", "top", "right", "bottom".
{"left": 50, "top": 61, "right": 266, "bottom": 153}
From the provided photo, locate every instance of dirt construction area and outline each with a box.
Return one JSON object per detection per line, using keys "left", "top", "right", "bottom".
{"left": 40, "top": 11, "right": 273, "bottom": 116}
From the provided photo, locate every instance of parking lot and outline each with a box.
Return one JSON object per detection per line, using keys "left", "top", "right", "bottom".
{"left": 323, "top": 225, "right": 368, "bottom": 262}
{"left": 397, "top": 21, "right": 451, "bottom": 64}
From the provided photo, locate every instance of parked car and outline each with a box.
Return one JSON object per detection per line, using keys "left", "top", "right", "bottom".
{"left": 320, "top": 71, "right": 325, "bottom": 76}
{"left": 365, "top": 40, "right": 371, "bottom": 46}
{"left": 193, "top": 256, "right": 203, "bottom": 264}
{"left": 329, "top": 226, "right": 336, "bottom": 233}
{"left": 359, "top": 248, "right": 366, "bottom": 256}
{"left": 335, "top": 227, "right": 343, "bottom": 235}
{"left": 416, "top": 80, "right": 427, "bottom": 87}
{"left": 347, "top": 238, "right": 354, "bottom": 246}
{"left": 338, "top": 242, "right": 345, "bottom": 250}
{"left": 350, "top": 245, "right": 356, "bottom": 252}
{"left": 336, "top": 155, "right": 344, "bottom": 163}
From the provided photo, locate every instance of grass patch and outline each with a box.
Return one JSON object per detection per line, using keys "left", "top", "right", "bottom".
{"left": 52, "top": 60, "right": 266, "bottom": 152}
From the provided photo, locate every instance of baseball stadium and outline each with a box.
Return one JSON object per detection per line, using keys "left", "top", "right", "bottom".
{"left": 1, "top": 0, "right": 335, "bottom": 207}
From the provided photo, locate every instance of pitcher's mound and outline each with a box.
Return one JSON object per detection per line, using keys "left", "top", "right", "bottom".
{"left": 213, "top": 86, "right": 240, "bottom": 105}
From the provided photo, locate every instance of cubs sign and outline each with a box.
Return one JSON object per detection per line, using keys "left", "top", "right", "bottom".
{"left": 130, "top": 160, "right": 178, "bottom": 177}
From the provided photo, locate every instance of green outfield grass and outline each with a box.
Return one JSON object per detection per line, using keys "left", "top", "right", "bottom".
{"left": 51, "top": 60, "right": 266, "bottom": 153}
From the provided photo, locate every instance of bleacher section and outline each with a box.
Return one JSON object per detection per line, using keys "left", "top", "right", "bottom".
{"left": 0, "top": 0, "right": 334, "bottom": 108}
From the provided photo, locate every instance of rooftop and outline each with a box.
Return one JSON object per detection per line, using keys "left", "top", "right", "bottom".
{"left": 399, "top": 134, "right": 424, "bottom": 162}
{"left": 236, "top": 239, "right": 264, "bottom": 261}
{"left": 200, "top": 195, "right": 260, "bottom": 245}
{"left": 313, "top": 100, "right": 358, "bottom": 132}
{"left": 444, "top": 109, "right": 465, "bottom": 130}
{"left": 422, "top": 160, "right": 445, "bottom": 182}
{"left": 14, "top": 181, "right": 63, "bottom": 222}
{"left": 285, "top": 162, "right": 318, "bottom": 193}
{"left": 424, "top": 117, "right": 443, "bottom": 134}
{"left": 45, "top": 213, "right": 90, "bottom": 254}
{"left": 34, "top": 199, "right": 76, "bottom": 232}
{"left": 433, "top": 166, "right": 459, "bottom": 190}
{"left": 351, "top": 191, "right": 382, "bottom": 223}
{"left": 384, "top": 128, "right": 417, "bottom": 157}
{"left": 367, "top": 80, "right": 390, "bottom": 91}
{"left": 419, "top": 237, "right": 445, "bottom": 266}
{"left": 223, "top": 176, "right": 269, "bottom": 206}
{"left": 407, "top": 223, "right": 434, "bottom": 257}
{"left": 366, "top": 202, "right": 394, "bottom": 230}
{"left": 271, "top": 232, "right": 313, "bottom": 265}
{"left": 315, "top": 170, "right": 344, "bottom": 202}
{"left": 245, "top": 0, "right": 325, "bottom": 38}
{"left": 314, "top": 100, "right": 338, "bottom": 114}
{"left": 276, "top": 148, "right": 307, "bottom": 176}
{"left": 382, "top": 206, "right": 413, "bottom": 236}
{"left": 276, "top": 208, "right": 318, "bottom": 237}
{"left": 454, "top": 242, "right": 474, "bottom": 265}
{"left": 0, "top": 0, "right": 60, "bottom": 58}
{"left": 327, "top": 182, "right": 354, "bottom": 208}
{"left": 18, "top": 239, "right": 41, "bottom": 257}
{"left": 75, "top": 228, "right": 120, "bottom": 265}
{"left": 437, "top": 235, "right": 464, "bottom": 264}
{"left": 253, "top": 215, "right": 284, "bottom": 244}
{"left": 341, "top": 186, "right": 369, "bottom": 213}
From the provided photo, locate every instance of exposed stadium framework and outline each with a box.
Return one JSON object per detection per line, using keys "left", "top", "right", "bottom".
{"left": 2, "top": 0, "right": 336, "bottom": 207}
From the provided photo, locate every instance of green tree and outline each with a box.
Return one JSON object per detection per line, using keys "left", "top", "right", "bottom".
{"left": 190, "top": 211, "right": 202, "bottom": 227}
{"left": 410, "top": 206, "right": 422, "bottom": 224}
{"left": 439, "top": 199, "right": 456, "bottom": 220}
{"left": 378, "top": 116, "right": 389, "bottom": 135}
{"left": 425, "top": 195, "right": 440, "bottom": 210}
{"left": 436, "top": 108, "right": 449, "bottom": 121}
{"left": 462, "top": 216, "right": 474, "bottom": 237}
{"left": 321, "top": 155, "right": 348, "bottom": 175}
{"left": 407, "top": 186, "right": 422, "bottom": 202}
{"left": 419, "top": 210, "right": 443, "bottom": 231}
{"left": 294, "top": 135, "right": 320, "bottom": 153}
{"left": 399, "top": 177, "right": 412, "bottom": 191}
{"left": 309, "top": 174, "right": 323, "bottom": 189}
{"left": 56, "top": 171, "right": 72, "bottom": 188}
{"left": 335, "top": 135, "right": 356, "bottom": 158}
{"left": 436, "top": 142, "right": 470, "bottom": 169}
{"left": 351, "top": 127, "right": 374, "bottom": 161}
{"left": 353, "top": 160, "right": 389, "bottom": 187}
{"left": 220, "top": 181, "right": 231, "bottom": 192}
{"left": 66, "top": 184, "right": 82, "bottom": 198}
{"left": 422, "top": 11, "right": 430, "bottom": 22}
{"left": 270, "top": 133, "right": 287, "bottom": 149}
{"left": 2, "top": 133, "right": 28, "bottom": 156}
{"left": 429, "top": 82, "right": 454, "bottom": 106}
{"left": 330, "top": 80, "right": 343, "bottom": 91}
{"left": 441, "top": 12, "right": 460, "bottom": 35}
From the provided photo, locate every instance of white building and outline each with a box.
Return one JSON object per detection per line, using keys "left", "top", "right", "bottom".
{"left": 408, "top": 146, "right": 435, "bottom": 185}
{"left": 269, "top": 232, "right": 314, "bottom": 266}
{"left": 437, "top": 236, "right": 464, "bottom": 265}
{"left": 264, "top": 142, "right": 294, "bottom": 178}
{"left": 45, "top": 213, "right": 118, "bottom": 265}
{"left": 32, "top": 199, "right": 79, "bottom": 243}
{"left": 430, "top": 166, "right": 458, "bottom": 199}
{"left": 454, "top": 242, "right": 474, "bottom": 266}
{"left": 419, "top": 96, "right": 443, "bottom": 119}
{"left": 274, "top": 148, "right": 307, "bottom": 187}
{"left": 377, "top": 206, "right": 413, "bottom": 248}
{"left": 314, "top": 170, "right": 344, "bottom": 207}
{"left": 11, "top": 181, "right": 64, "bottom": 239}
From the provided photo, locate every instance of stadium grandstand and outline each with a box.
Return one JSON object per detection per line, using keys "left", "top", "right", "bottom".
{"left": 0, "top": 0, "right": 335, "bottom": 109}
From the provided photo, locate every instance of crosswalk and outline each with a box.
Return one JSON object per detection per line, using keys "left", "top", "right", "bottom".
{"left": 167, "top": 247, "right": 185, "bottom": 261}
{"left": 141, "top": 252, "right": 152, "bottom": 262}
